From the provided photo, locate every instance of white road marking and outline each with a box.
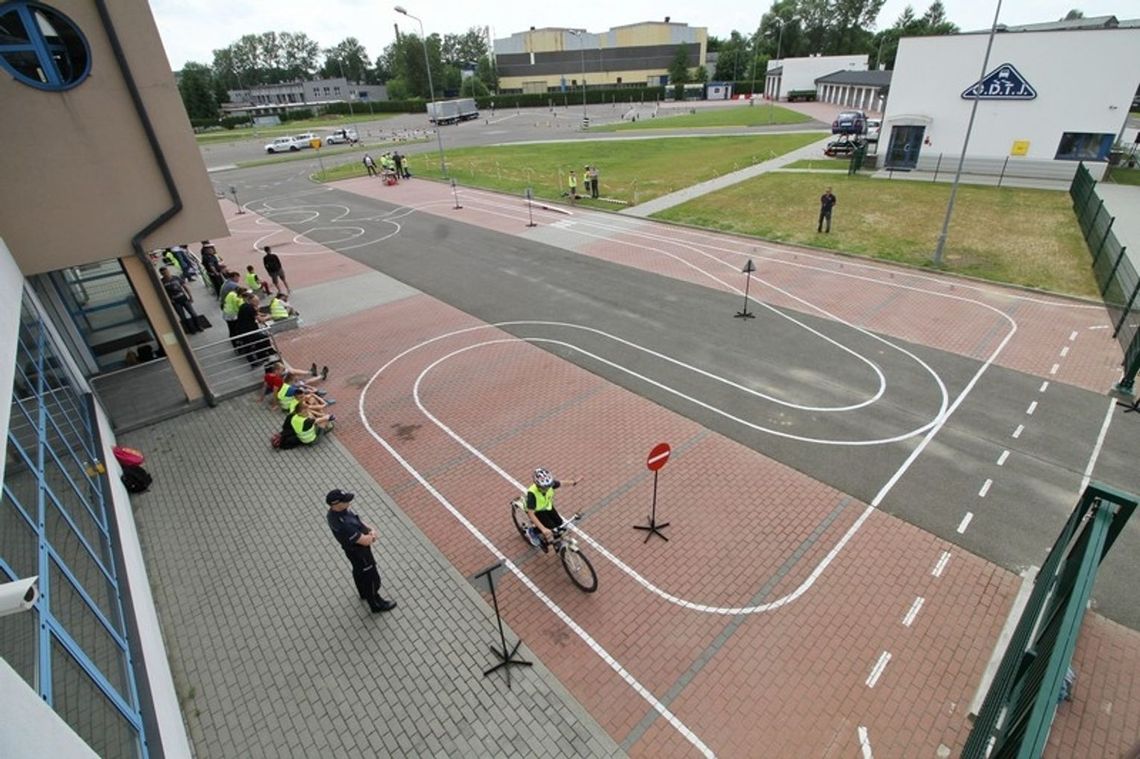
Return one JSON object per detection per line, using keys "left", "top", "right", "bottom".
{"left": 1060, "top": 346, "right": 1070, "bottom": 358}
{"left": 996, "top": 450, "right": 1009, "bottom": 466}
{"left": 1039, "top": 381, "right": 1049, "bottom": 393}
{"left": 865, "top": 652, "right": 892, "bottom": 687}
{"left": 1088, "top": 325, "right": 1110, "bottom": 330}
{"left": 1079, "top": 399, "right": 1117, "bottom": 492}
{"left": 978, "top": 479, "right": 992, "bottom": 498}
{"left": 858, "top": 726, "right": 874, "bottom": 759}
{"left": 1012, "top": 425, "right": 1024, "bottom": 439}
{"left": 1069, "top": 331, "right": 1078, "bottom": 341}
{"left": 1050, "top": 363, "right": 1059, "bottom": 375}
{"left": 1026, "top": 401, "right": 1037, "bottom": 415}
{"left": 932, "top": 552, "right": 951, "bottom": 577}
{"left": 957, "top": 513, "right": 974, "bottom": 533}
{"left": 902, "top": 597, "right": 925, "bottom": 627}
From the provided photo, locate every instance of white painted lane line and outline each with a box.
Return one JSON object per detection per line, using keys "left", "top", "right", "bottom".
{"left": 932, "top": 552, "right": 951, "bottom": 577}
{"left": 1089, "top": 325, "right": 1109, "bottom": 330}
{"left": 1060, "top": 346, "right": 1070, "bottom": 358}
{"left": 1069, "top": 331, "right": 1078, "bottom": 341}
{"left": 1079, "top": 399, "right": 1117, "bottom": 493}
{"left": 1039, "top": 381, "right": 1049, "bottom": 393}
{"left": 1026, "top": 401, "right": 1037, "bottom": 415}
{"left": 1012, "top": 425, "right": 1024, "bottom": 439}
{"left": 858, "top": 726, "right": 874, "bottom": 759}
{"left": 978, "top": 479, "right": 992, "bottom": 498}
{"left": 957, "top": 513, "right": 974, "bottom": 533}
{"left": 902, "top": 597, "right": 925, "bottom": 627}
{"left": 1050, "top": 364, "right": 1059, "bottom": 375}
{"left": 996, "top": 450, "right": 1009, "bottom": 466}
{"left": 865, "top": 652, "right": 892, "bottom": 688}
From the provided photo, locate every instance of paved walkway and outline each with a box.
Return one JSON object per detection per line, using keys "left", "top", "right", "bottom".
{"left": 1095, "top": 182, "right": 1140, "bottom": 272}
{"left": 620, "top": 134, "right": 833, "bottom": 217}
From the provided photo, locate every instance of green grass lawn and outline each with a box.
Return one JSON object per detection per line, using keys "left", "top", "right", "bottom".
{"left": 653, "top": 172, "right": 1098, "bottom": 298}
{"left": 1104, "top": 166, "right": 1140, "bottom": 186}
{"left": 589, "top": 104, "right": 812, "bottom": 132}
{"left": 318, "top": 133, "right": 827, "bottom": 206}
{"left": 782, "top": 158, "right": 850, "bottom": 170}
{"left": 195, "top": 112, "right": 397, "bottom": 145}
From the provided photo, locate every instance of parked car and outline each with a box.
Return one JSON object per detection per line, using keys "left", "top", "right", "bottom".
{"left": 823, "top": 135, "right": 865, "bottom": 158}
{"left": 265, "top": 136, "right": 302, "bottom": 154}
{"left": 831, "top": 110, "right": 867, "bottom": 135}
{"left": 293, "top": 132, "right": 319, "bottom": 148}
{"left": 865, "top": 118, "right": 881, "bottom": 143}
{"left": 324, "top": 128, "right": 358, "bottom": 145}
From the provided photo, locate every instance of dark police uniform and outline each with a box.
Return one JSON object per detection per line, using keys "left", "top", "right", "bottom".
{"left": 325, "top": 490, "right": 395, "bottom": 613}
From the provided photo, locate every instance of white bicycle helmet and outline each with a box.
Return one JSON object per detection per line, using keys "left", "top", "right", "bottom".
{"left": 533, "top": 468, "right": 554, "bottom": 488}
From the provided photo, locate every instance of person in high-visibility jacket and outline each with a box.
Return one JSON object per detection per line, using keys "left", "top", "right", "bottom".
{"left": 267, "top": 293, "right": 297, "bottom": 321}
{"left": 244, "top": 265, "right": 267, "bottom": 294}
{"left": 524, "top": 467, "right": 579, "bottom": 550}
{"left": 222, "top": 286, "right": 247, "bottom": 344}
{"left": 162, "top": 249, "right": 182, "bottom": 276}
{"left": 281, "top": 404, "right": 334, "bottom": 447}
{"left": 277, "top": 373, "right": 334, "bottom": 415}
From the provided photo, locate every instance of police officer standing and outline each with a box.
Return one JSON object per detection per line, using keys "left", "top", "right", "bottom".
{"left": 325, "top": 489, "right": 397, "bottom": 613}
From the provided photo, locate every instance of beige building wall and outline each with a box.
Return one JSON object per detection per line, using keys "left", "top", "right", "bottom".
{"left": 0, "top": 0, "right": 226, "bottom": 276}
{"left": 501, "top": 68, "right": 691, "bottom": 91}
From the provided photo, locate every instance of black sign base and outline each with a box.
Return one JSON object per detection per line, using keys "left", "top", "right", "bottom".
{"left": 633, "top": 518, "right": 671, "bottom": 543}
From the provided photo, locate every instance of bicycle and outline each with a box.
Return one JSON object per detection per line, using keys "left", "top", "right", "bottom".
{"left": 510, "top": 497, "right": 598, "bottom": 593}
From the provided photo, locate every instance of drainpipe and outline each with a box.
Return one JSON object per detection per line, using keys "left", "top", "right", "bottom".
{"left": 93, "top": 0, "right": 216, "bottom": 406}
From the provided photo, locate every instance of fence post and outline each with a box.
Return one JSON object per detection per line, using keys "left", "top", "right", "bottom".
{"left": 1113, "top": 278, "right": 1140, "bottom": 338}
{"left": 933, "top": 153, "right": 943, "bottom": 182}
{"left": 998, "top": 156, "right": 1009, "bottom": 188}
{"left": 1082, "top": 195, "right": 1104, "bottom": 236}
{"left": 1104, "top": 245, "right": 1130, "bottom": 296}
{"left": 1091, "top": 216, "right": 1116, "bottom": 265}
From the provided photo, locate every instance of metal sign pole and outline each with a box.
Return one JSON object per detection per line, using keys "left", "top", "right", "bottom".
{"left": 525, "top": 187, "right": 536, "bottom": 227}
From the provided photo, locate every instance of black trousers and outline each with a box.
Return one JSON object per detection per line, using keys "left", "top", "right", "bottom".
{"left": 818, "top": 208, "right": 833, "bottom": 232}
{"left": 343, "top": 545, "right": 383, "bottom": 605}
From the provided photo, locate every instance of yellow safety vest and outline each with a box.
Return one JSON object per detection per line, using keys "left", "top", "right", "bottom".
{"left": 277, "top": 383, "right": 299, "bottom": 413}
{"left": 527, "top": 484, "right": 554, "bottom": 512}
{"left": 290, "top": 413, "right": 317, "bottom": 444}
{"left": 245, "top": 272, "right": 259, "bottom": 290}
{"left": 223, "top": 290, "right": 242, "bottom": 317}
{"left": 269, "top": 298, "right": 289, "bottom": 320}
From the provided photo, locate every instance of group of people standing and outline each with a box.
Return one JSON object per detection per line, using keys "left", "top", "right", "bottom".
{"left": 363, "top": 151, "right": 409, "bottom": 183}
{"left": 567, "top": 165, "right": 600, "bottom": 203}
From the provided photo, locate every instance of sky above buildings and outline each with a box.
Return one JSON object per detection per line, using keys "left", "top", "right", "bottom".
{"left": 151, "top": 0, "right": 1131, "bottom": 71}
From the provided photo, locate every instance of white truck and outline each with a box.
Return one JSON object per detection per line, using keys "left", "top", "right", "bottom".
{"left": 426, "top": 98, "right": 479, "bottom": 125}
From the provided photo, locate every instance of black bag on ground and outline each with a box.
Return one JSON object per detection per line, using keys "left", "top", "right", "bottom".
{"left": 196, "top": 314, "right": 212, "bottom": 330}
{"left": 121, "top": 465, "right": 153, "bottom": 493}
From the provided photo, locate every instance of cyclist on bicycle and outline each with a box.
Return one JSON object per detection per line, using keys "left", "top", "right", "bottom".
{"left": 525, "top": 468, "right": 577, "bottom": 551}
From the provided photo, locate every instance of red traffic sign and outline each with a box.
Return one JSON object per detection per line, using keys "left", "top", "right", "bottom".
{"left": 646, "top": 442, "right": 671, "bottom": 472}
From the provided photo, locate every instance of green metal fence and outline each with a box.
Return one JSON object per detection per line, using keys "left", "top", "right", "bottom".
{"left": 1070, "top": 163, "right": 1140, "bottom": 392}
{"left": 962, "top": 483, "right": 1137, "bottom": 759}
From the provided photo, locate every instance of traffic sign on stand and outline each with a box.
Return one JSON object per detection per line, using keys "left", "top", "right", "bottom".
{"left": 635, "top": 442, "right": 672, "bottom": 542}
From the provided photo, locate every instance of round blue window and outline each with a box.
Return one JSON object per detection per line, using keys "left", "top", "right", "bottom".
{"left": 0, "top": 2, "right": 91, "bottom": 91}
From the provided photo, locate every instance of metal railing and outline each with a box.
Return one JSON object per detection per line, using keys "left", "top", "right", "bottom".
{"left": 193, "top": 325, "right": 279, "bottom": 401}
{"left": 884, "top": 153, "right": 1079, "bottom": 186}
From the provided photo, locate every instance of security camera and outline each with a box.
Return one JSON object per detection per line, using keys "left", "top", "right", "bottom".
{"left": 0, "top": 576, "right": 39, "bottom": 618}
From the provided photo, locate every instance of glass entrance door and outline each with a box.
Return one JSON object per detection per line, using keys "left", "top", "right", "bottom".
{"left": 885, "top": 125, "right": 925, "bottom": 170}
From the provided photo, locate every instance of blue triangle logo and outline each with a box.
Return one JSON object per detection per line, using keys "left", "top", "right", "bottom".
{"left": 961, "top": 63, "right": 1037, "bottom": 100}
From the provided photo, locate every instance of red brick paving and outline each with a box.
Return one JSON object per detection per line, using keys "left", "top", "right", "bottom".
{"left": 229, "top": 191, "right": 1139, "bottom": 758}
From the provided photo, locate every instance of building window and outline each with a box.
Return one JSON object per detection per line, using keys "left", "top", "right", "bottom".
{"left": 334, "top": 86, "right": 341, "bottom": 95}
{"left": 1055, "top": 132, "right": 1115, "bottom": 162}
{"left": 3, "top": 289, "right": 147, "bottom": 757}
{"left": 313, "top": 88, "right": 319, "bottom": 97}
{"left": 616, "top": 77, "right": 622, "bottom": 84}
{"left": 323, "top": 86, "right": 330, "bottom": 96}
{"left": 0, "top": 2, "right": 91, "bottom": 91}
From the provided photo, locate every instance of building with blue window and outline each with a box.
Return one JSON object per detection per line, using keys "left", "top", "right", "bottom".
{"left": 880, "top": 17, "right": 1140, "bottom": 179}
{"left": 0, "top": 1, "right": 227, "bottom": 756}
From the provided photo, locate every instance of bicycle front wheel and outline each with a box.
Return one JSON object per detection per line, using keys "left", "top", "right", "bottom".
{"left": 560, "top": 547, "right": 598, "bottom": 593}
{"left": 510, "top": 500, "right": 529, "bottom": 541}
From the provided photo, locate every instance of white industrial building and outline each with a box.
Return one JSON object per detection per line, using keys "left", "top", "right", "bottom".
{"left": 881, "top": 22, "right": 1140, "bottom": 179}
{"left": 764, "top": 54, "right": 867, "bottom": 100}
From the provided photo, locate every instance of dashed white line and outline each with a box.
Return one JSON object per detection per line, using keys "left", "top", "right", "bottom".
{"left": 996, "top": 450, "right": 1009, "bottom": 466}
{"left": 858, "top": 725, "right": 874, "bottom": 759}
{"left": 1050, "top": 363, "right": 1059, "bottom": 375}
{"left": 1012, "top": 425, "right": 1024, "bottom": 439}
{"left": 978, "top": 479, "right": 992, "bottom": 498}
{"left": 957, "top": 512, "right": 974, "bottom": 533}
{"left": 865, "top": 652, "right": 892, "bottom": 688}
{"left": 1039, "top": 381, "right": 1049, "bottom": 393}
{"left": 1026, "top": 401, "right": 1037, "bottom": 415}
{"left": 932, "top": 551, "right": 951, "bottom": 577}
{"left": 902, "top": 597, "right": 925, "bottom": 627}
{"left": 1060, "top": 346, "right": 1070, "bottom": 358}
{"left": 1069, "top": 331, "right": 1078, "bottom": 341}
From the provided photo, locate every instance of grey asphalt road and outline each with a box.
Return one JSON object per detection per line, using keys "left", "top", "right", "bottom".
{"left": 225, "top": 160, "right": 1140, "bottom": 630}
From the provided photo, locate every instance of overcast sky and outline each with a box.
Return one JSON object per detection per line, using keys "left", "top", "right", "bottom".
{"left": 152, "top": 0, "right": 1132, "bottom": 71}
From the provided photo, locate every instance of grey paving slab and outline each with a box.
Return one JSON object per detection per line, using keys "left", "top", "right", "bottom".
{"left": 292, "top": 269, "right": 420, "bottom": 326}
{"left": 1094, "top": 183, "right": 1140, "bottom": 273}
{"left": 121, "top": 398, "right": 622, "bottom": 759}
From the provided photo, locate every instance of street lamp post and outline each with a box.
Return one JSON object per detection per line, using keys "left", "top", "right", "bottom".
{"left": 395, "top": 5, "right": 447, "bottom": 176}
{"left": 568, "top": 29, "right": 588, "bottom": 127}
{"left": 336, "top": 58, "right": 356, "bottom": 118}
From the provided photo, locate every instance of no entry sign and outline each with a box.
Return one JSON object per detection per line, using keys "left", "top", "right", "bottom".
{"left": 646, "top": 442, "right": 671, "bottom": 471}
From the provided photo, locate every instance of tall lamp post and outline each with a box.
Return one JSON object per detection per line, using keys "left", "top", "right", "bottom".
{"left": 568, "top": 29, "right": 588, "bottom": 127}
{"left": 395, "top": 5, "right": 447, "bottom": 176}
{"left": 336, "top": 58, "right": 356, "bottom": 118}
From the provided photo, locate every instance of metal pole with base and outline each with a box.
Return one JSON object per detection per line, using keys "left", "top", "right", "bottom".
{"left": 229, "top": 186, "right": 245, "bottom": 214}
{"left": 633, "top": 468, "right": 670, "bottom": 543}
{"left": 476, "top": 562, "right": 532, "bottom": 687}
{"left": 525, "top": 187, "right": 536, "bottom": 227}
{"left": 735, "top": 258, "right": 757, "bottom": 318}
{"left": 451, "top": 178, "right": 462, "bottom": 209}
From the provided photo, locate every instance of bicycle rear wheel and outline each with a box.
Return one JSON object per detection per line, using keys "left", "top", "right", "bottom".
{"left": 560, "top": 547, "right": 598, "bottom": 593}
{"left": 510, "top": 500, "right": 529, "bottom": 541}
